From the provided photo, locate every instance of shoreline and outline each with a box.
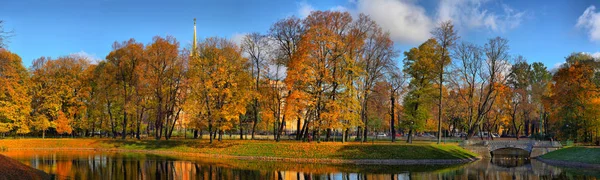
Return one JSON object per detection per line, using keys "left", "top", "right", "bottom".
{"left": 0, "top": 154, "right": 51, "bottom": 180}
{"left": 5, "top": 147, "right": 479, "bottom": 165}
{"left": 535, "top": 157, "right": 600, "bottom": 170}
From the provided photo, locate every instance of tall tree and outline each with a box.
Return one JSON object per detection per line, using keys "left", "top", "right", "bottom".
{"left": 402, "top": 39, "right": 439, "bottom": 143}
{"left": 529, "top": 62, "right": 551, "bottom": 136}
{"left": 507, "top": 57, "right": 531, "bottom": 139}
{"left": 0, "top": 49, "right": 31, "bottom": 135}
{"left": 431, "top": 21, "right": 458, "bottom": 144}
{"left": 286, "top": 11, "right": 357, "bottom": 142}
{"left": 354, "top": 14, "right": 396, "bottom": 142}
{"left": 241, "top": 32, "right": 270, "bottom": 140}
{"left": 144, "top": 36, "right": 186, "bottom": 140}
{"left": 106, "top": 39, "right": 144, "bottom": 139}
{"left": 385, "top": 64, "right": 406, "bottom": 142}
{"left": 269, "top": 16, "right": 304, "bottom": 140}
{"left": 187, "top": 37, "right": 252, "bottom": 143}
{"left": 449, "top": 42, "right": 482, "bottom": 139}
{"left": 467, "top": 37, "right": 511, "bottom": 139}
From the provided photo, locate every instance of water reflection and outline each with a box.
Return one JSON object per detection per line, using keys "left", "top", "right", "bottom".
{"left": 2, "top": 150, "right": 599, "bottom": 180}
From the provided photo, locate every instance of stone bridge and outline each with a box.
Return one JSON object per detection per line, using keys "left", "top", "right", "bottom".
{"left": 460, "top": 140, "right": 562, "bottom": 158}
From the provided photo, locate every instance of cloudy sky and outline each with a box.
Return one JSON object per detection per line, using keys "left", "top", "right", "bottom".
{"left": 2, "top": 0, "right": 600, "bottom": 69}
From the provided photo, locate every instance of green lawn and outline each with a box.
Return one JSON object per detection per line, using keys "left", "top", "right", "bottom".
{"left": 541, "top": 147, "right": 600, "bottom": 164}
{"left": 0, "top": 138, "right": 477, "bottom": 160}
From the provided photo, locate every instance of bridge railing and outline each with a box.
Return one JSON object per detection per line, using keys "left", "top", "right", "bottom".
{"left": 461, "top": 140, "right": 562, "bottom": 148}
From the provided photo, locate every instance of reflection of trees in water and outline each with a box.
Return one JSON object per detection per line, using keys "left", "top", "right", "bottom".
{"left": 5, "top": 151, "right": 600, "bottom": 180}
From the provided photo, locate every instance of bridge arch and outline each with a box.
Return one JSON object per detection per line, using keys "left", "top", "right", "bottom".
{"left": 460, "top": 140, "right": 562, "bottom": 158}
{"left": 488, "top": 145, "right": 532, "bottom": 153}
{"left": 489, "top": 147, "right": 531, "bottom": 158}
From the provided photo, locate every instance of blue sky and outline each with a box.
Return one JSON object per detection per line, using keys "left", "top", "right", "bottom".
{"left": 1, "top": 0, "right": 600, "bottom": 70}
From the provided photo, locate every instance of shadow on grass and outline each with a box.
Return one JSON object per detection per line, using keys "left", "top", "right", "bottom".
{"left": 98, "top": 139, "right": 239, "bottom": 151}
{"left": 331, "top": 144, "right": 476, "bottom": 160}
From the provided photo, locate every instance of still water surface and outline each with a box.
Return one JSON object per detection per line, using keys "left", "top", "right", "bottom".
{"left": 2, "top": 150, "right": 599, "bottom": 180}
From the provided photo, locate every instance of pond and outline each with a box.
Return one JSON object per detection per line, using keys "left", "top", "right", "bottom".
{"left": 2, "top": 150, "right": 599, "bottom": 180}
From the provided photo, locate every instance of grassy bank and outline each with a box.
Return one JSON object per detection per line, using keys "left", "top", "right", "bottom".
{"left": 541, "top": 147, "right": 600, "bottom": 165}
{"left": 0, "top": 138, "right": 476, "bottom": 161}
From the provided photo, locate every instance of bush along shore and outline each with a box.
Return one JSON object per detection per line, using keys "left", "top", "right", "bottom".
{"left": 537, "top": 147, "right": 600, "bottom": 169}
{"left": 0, "top": 139, "right": 478, "bottom": 165}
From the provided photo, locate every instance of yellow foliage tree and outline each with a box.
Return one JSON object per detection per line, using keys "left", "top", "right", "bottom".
{"left": 187, "top": 37, "right": 252, "bottom": 143}
{"left": 0, "top": 49, "right": 31, "bottom": 135}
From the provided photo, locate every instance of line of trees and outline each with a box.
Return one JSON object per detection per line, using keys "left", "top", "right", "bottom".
{"left": 1, "top": 11, "right": 599, "bottom": 143}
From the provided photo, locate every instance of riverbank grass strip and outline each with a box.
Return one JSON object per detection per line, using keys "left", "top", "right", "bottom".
{"left": 0, "top": 139, "right": 477, "bottom": 160}
{"left": 541, "top": 147, "right": 600, "bottom": 165}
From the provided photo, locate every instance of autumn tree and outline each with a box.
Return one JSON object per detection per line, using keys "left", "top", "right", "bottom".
{"left": 144, "top": 36, "right": 187, "bottom": 140}
{"left": 549, "top": 53, "right": 600, "bottom": 142}
{"left": 106, "top": 39, "right": 144, "bottom": 139}
{"left": 431, "top": 21, "right": 458, "bottom": 144}
{"left": 30, "top": 56, "right": 90, "bottom": 137}
{"left": 285, "top": 11, "right": 353, "bottom": 143}
{"left": 91, "top": 61, "right": 121, "bottom": 138}
{"left": 0, "top": 49, "right": 31, "bottom": 135}
{"left": 354, "top": 14, "right": 396, "bottom": 142}
{"left": 269, "top": 16, "right": 304, "bottom": 140}
{"left": 449, "top": 42, "right": 481, "bottom": 137}
{"left": 187, "top": 37, "right": 252, "bottom": 143}
{"left": 464, "top": 37, "right": 511, "bottom": 139}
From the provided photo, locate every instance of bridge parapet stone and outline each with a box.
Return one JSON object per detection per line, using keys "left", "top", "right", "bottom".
{"left": 460, "top": 140, "right": 562, "bottom": 158}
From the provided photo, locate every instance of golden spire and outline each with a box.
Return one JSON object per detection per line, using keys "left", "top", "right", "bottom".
{"left": 191, "top": 18, "right": 197, "bottom": 57}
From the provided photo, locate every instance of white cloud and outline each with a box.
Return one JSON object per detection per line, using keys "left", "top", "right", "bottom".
{"left": 293, "top": 0, "right": 524, "bottom": 44}
{"left": 356, "top": 0, "right": 433, "bottom": 44}
{"left": 551, "top": 62, "right": 564, "bottom": 72}
{"left": 330, "top": 5, "right": 349, "bottom": 12}
{"left": 577, "top": 5, "right": 600, "bottom": 42}
{"left": 230, "top": 33, "right": 247, "bottom": 47}
{"left": 437, "top": 0, "right": 525, "bottom": 33}
{"left": 298, "top": 2, "right": 315, "bottom": 18}
{"left": 70, "top": 51, "right": 101, "bottom": 64}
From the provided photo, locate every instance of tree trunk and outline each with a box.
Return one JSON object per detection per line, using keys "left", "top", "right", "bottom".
{"left": 296, "top": 116, "right": 302, "bottom": 140}
{"left": 362, "top": 105, "right": 369, "bottom": 142}
{"left": 342, "top": 129, "right": 346, "bottom": 143}
{"left": 251, "top": 99, "right": 259, "bottom": 140}
{"left": 209, "top": 122, "right": 214, "bottom": 144}
{"left": 122, "top": 112, "right": 127, "bottom": 139}
{"left": 356, "top": 126, "right": 362, "bottom": 141}
{"left": 276, "top": 116, "right": 285, "bottom": 142}
{"left": 391, "top": 93, "right": 396, "bottom": 142}
{"left": 218, "top": 130, "right": 223, "bottom": 142}
{"left": 239, "top": 118, "right": 244, "bottom": 140}
{"left": 406, "top": 129, "right": 413, "bottom": 143}
{"left": 437, "top": 57, "right": 444, "bottom": 144}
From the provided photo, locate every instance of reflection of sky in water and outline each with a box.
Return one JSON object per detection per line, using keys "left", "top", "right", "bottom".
{"left": 2, "top": 150, "right": 599, "bottom": 180}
